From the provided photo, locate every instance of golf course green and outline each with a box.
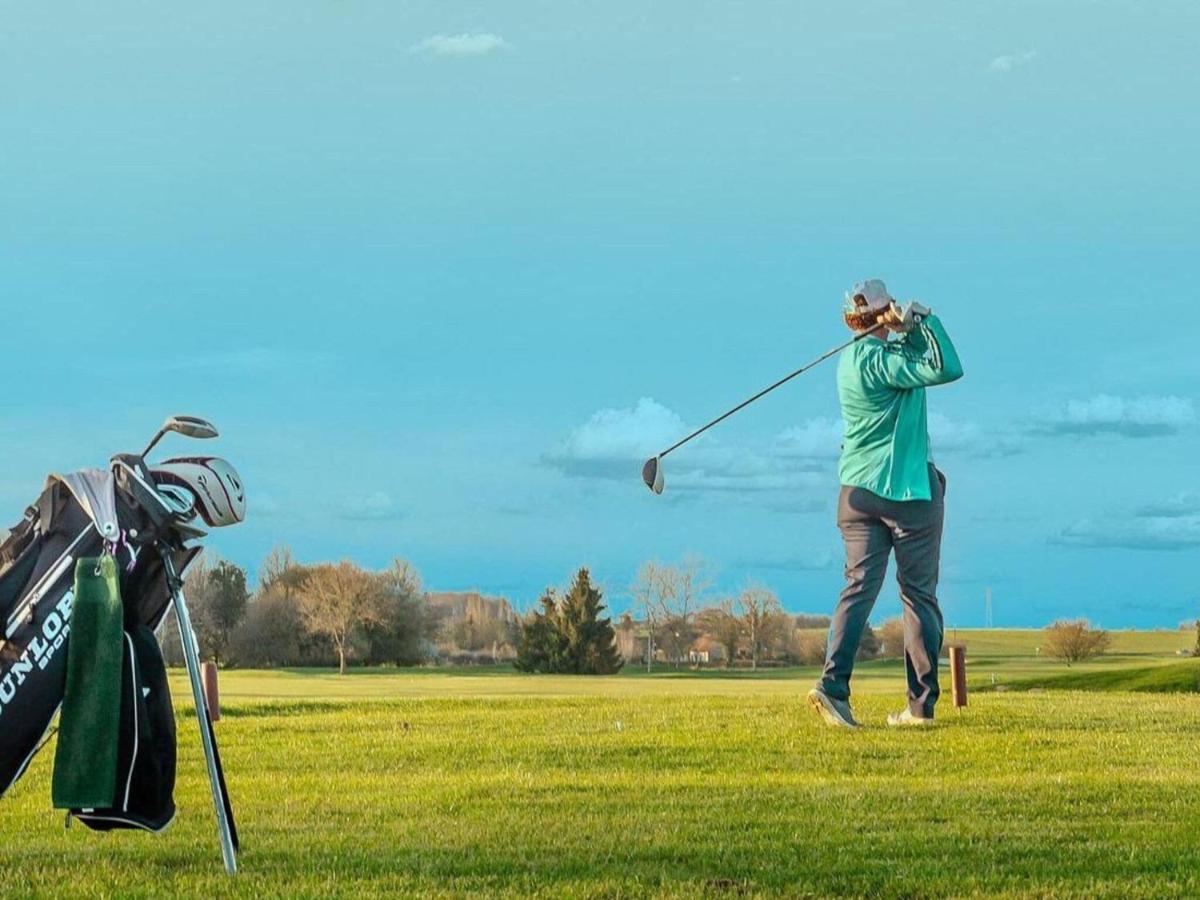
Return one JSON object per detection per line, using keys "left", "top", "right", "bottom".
{"left": 1, "top": 629, "right": 1197, "bottom": 898}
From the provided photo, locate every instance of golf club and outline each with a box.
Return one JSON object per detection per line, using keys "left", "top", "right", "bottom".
{"left": 642, "top": 327, "right": 878, "bottom": 494}
{"left": 142, "top": 414, "right": 220, "bottom": 458}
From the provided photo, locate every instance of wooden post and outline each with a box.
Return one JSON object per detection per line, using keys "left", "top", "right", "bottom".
{"left": 201, "top": 661, "right": 221, "bottom": 722}
{"left": 949, "top": 645, "right": 967, "bottom": 709}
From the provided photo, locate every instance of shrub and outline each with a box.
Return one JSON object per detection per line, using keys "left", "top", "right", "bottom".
{"left": 792, "top": 630, "right": 828, "bottom": 667}
{"left": 1044, "top": 619, "right": 1111, "bottom": 665}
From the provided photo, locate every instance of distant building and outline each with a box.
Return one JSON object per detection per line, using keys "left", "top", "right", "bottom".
{"left": 616, "top": 614, "right": 648, "bottom": 664}
{"left": 688, "top": 636, "right": 725, "bottom": 665}
{"left": 426, "top": 591, "right": 518, "bottom": 624}
{"left": 426, "top": 591, "right": 520, "bottom": 663}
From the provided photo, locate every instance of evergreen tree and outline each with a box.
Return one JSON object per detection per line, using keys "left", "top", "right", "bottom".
{"left": 557, "top": 568, "right": 623, "bottom": 675}
{"left": 514, "top": 571, "right": 623, "bottom": 675}
{"left": 515, "top": 591, "right": 567, "bottom": 673}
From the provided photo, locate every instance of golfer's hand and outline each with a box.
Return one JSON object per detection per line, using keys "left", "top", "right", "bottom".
{"left": 902, "top": 301, "right": 932, "bottom": 322}
{"left": 882, "top": 301, "right": 931, "bottom": 332}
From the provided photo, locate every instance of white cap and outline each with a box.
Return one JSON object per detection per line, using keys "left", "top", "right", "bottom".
{"left": 845, "top": 278, "right": 893, "bottom": 311}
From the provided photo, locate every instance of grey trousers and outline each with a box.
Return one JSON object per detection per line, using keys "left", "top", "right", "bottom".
{"left": 819, "top": 466, "right": 945, "bottom": 718}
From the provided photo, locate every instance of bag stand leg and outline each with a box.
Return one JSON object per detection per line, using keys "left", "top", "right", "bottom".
{"left": 161, "top": 549, "right": 239, "bottom": 875}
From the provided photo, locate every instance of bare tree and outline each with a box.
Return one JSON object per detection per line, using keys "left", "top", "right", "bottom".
{"left": 630, "top": 556, "right": 714, "bottom": 668}
{"left": 658, "top": 555, "right": 713, "bottom": 666}
{"left": 697, "top": 599, "right": 742, "bottom": 668}
{"left": 737, "top": 585, "right": 782, "bottom": 670}
{"left": 630, "top": 561, "right": 672, "bottom": 672}
{"left": 1043, "top": 619, "right": 1111, "bottom": 666}
{"left": 296, "top": 561, "right": 385, "bottom": 674}
{"left": 258, "top": 545, "right": 308, "bottom": 601}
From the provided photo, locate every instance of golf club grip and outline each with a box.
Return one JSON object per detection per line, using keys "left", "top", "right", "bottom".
{"left": 659, "top": 330, "right": 869, "bottom": 458}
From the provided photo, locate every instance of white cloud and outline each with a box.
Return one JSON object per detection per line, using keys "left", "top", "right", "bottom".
{"left": 773, "top": 412, "right": 1021, "bottom": 460}
{"left": 544, "top": 400, "right": 1010, "bottom": 498}
{"left": 542, "top": 398, "right": 826, "bottom": 495}
{"left": 543, "top": 398, "right": 686, "bottom": 481}
{"left": 1032, "top": 395, "right": 1195, "bottom": 437}
{"left": 928, "top": 412, "right": 1024, "bottom": 457}
{"left": 410, "top": 33, "right": 509, "bottom": 57}
{"left": 772, "top": 418, "right": 842, "bottom": 461}
{"left": 990, "top": 51, "right": 1036, "bottom": 73}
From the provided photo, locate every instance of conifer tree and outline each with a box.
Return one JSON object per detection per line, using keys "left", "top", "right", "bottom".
{"left": 558, "top": 568, "right": 623, "bottom": 675}
{"left": 514, "top": 570, "right": 623, "bottom": 674}
{"left": 515, "top": 591, "right": 566, "bottom": 673}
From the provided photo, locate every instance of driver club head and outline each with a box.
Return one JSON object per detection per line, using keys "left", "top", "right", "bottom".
{"left": 163, "top": 415, "right": 220, "bottom": 441}
{"left": 143, "top": 414, "right": 221, "bottom": 457}
{"left": 642, "top": 456, "right": 665, "bottom": 495}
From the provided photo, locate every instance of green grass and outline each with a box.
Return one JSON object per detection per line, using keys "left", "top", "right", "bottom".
{"left": 941, "top": 627, "right": 1193, "bottom": 657}
{"left": 986, "top": 658, "right": 1200, "bottom": 694}
{"left": 3, "top": 638, "right": 1200, "bottom": 898}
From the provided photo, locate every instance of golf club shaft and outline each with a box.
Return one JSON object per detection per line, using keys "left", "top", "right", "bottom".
{"left": 658, "top": 329, "right": 873, "bottom": 459}
{"left": 163, "top": 551, "right": 239, "bottom": 875}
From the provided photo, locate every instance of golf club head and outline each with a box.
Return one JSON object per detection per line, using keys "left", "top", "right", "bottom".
{"left": 163, "top": 415, "right": 220, "bottom": 441}
{"left": 642, "top": 456, "right": 665, "bottom": 495}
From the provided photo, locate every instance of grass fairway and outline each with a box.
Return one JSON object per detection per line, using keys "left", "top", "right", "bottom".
{"left": 2, "top": 644, "right": 1200, "bottom": 897}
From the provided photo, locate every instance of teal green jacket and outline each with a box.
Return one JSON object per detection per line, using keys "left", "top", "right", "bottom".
{"left": 836, "top": 315, "right": 963, "bottom": 502}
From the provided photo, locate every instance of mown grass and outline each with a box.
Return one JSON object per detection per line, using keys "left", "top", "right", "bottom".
{"left": 987, "top": 658, "right": 1200, "bottom": 694}
{"left": 3, "top": 648, "right": 1200, "bottom": 898}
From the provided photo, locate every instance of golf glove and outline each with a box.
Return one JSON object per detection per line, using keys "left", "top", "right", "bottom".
{"left": 884, "top": 301, "right": 932, "bottom": 332}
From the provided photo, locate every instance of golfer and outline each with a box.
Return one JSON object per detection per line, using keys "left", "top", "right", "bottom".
{"left": 808, "top": 279, "right": 963, "bottom": 728}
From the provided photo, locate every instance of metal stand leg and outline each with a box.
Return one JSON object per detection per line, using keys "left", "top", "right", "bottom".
{"left": 162, "top": 550, "right": 238, "bottom": 875}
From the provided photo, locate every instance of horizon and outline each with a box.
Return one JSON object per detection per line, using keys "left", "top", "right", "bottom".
{"left": 3, "top": 3, "right": 1197, "bottom": 629}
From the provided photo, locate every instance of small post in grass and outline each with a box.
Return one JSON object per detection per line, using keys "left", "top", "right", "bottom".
{"left": 201, "top": 661, "right": 221, "bottom": 722}
{"left": 948, "top": 645, "right": 967, "bottom": 709}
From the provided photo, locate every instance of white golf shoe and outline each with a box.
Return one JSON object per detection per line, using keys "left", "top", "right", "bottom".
{"left": 886, "top": 708, "right": 936, "bottom": 727}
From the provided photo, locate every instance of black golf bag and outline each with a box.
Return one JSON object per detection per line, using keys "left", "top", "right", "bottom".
{"left": 0, "top": 428, "right": 240, "bottom": 871}
{"left": 0, "top": 463, "right": 196, "bottom": 804}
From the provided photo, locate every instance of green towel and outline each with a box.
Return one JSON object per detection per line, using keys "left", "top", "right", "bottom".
{"left": 52, "top": 556, "right": 124, "bottom": 810}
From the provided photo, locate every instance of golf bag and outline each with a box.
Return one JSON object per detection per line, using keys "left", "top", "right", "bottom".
{"left": 0, "top": 469, "right": 194, "bottom": 801}
{"left": 0, "top": 421, "right": 242, "bottom": 872}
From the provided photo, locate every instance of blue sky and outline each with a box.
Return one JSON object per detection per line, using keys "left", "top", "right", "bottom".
{"left": 2, "top": 3, "right": 1197, "bottom": 626}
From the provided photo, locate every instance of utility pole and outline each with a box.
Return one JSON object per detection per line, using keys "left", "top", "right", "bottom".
{"left": 985, "top": 588, "right": 994, "bottom": 629}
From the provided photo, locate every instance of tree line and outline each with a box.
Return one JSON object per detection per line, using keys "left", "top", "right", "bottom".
{"left": 160, "top": 548, "right": 516, "bottom": 673}
{"left": 162, "top": 548, "right": 1176, "bottom": 674}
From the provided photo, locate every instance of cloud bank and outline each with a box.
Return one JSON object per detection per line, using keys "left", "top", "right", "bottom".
{"left": 544, "top": 399, "right": 1011, "bottom": 499}
{"left": 411, "top": 33, "right": 509, "bottom": 57}
{"left": 1055, "top": 492, "right": 1200, "bottom": 551}
{"left": 541, "top": 398, "right": 827, "bottom": 496}
{"left": 1031, "top": 395, "right": 1195, "bottom": 437}
{"left": 1053, "top": 516, "right": 1200, "bottom": 551}
{"left": 1135, "top": 493, "right": 1200, "bottom": 519}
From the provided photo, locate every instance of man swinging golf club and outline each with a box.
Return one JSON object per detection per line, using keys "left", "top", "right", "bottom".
{"left": 807, "top": 279, "right": 963, "bottom": 728}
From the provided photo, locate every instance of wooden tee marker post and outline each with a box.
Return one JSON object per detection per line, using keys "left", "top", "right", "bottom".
{"left": 201, "top": 661, "right": 221, "bottom": 722}
{"left": 948, "top": 645, "right": 968, "bottom": 709}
